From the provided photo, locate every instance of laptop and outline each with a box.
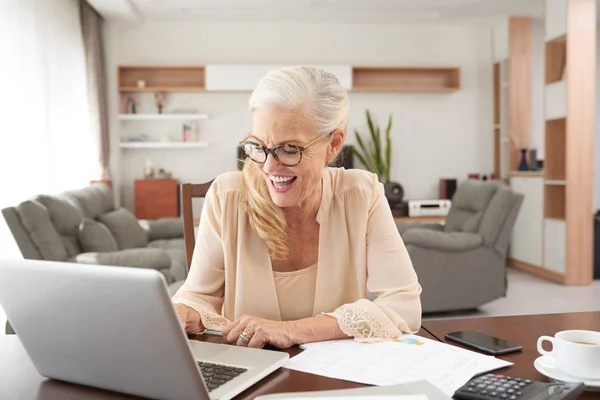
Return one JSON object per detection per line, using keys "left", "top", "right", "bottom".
{"left": 0, "top": 259, "right": 289, "bottom": 400}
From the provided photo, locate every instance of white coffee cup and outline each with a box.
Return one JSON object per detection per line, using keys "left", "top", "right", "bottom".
{"left": 537, "top": 330, "right": 600, "bottom": 380}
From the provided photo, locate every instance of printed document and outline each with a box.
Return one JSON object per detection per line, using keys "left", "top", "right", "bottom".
{"left": 285, "top": 335, "right": 512, "bottom": 396}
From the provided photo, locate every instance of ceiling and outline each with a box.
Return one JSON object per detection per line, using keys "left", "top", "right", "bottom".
{"left": 88, "top": 0, "right": 544, "bottom": 25}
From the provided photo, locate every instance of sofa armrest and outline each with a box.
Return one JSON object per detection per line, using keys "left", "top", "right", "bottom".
{"left": 396, "top": 221, "right": 444, "bottom": 235}
{"left": 402, "top": 229, "right": 483, "bottom": 252}
{"left": 74, "top": 248, "right": 171, "bottom": 270}
{"left": 139, "top": 218, "right": 183, "bottom": 241}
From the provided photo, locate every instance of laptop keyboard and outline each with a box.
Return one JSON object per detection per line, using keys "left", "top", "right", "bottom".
{"left": 197, "top": 361, "right": 248, "bottom": 392}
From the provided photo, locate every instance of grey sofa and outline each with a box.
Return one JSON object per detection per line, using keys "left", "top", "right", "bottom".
{"left": 398, "top": 180, "right": 523, "bottom": 314}
{"left": 2, "top": 183, "right": 188, "bottom": 333}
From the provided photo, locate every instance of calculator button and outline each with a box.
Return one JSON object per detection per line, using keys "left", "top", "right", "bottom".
{"left": 509, "top": 396, "right": 518, "bottom": 400}
{"left": 481, "top": 390, "right": 489, "bottom": 395}
{"left": 477, "top": 384, "right": 487, "bottom": 389}
{"left": 507, "top": 389, "right": 515, "bottom": 394}
{"left": 466, "top": 387, "right": 478, "bottom": 393}
{"left": 524, "top": 380, "right": 532, "bottom": 384}
{"left": 497, "top": 387, "right": 506, "bottom": 393}
{"left": 499, "top": 394, "right": 509, "bottom": 399}
{"left": 496, "top": 375, "right": 505, "bottom": 379}
{"left": 516, "top": 392, "right": 523, "bottom": 396}
{"left": 490, "top": 392, "right": 498, "bottom": 397}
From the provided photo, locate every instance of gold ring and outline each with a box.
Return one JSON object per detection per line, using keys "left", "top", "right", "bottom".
{"left": 239, "top": 331, "right": 252, "bottom": 344}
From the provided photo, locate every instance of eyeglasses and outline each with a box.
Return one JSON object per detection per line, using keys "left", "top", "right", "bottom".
{"left": 239, "top": 132, "right": 331, "bottom": 167}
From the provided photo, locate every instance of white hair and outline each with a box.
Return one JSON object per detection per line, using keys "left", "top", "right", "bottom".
{"left": 248, "top": 66, "right": 349, "bottom": 136}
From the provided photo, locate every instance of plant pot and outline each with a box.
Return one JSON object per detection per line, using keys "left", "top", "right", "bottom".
{"left": 384, "top": 181, "right": 404, "bottom": 206}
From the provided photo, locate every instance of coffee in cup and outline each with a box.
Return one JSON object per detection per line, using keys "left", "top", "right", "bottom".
{"left": 537, "top": 330, "right": 600, "bottom": 380}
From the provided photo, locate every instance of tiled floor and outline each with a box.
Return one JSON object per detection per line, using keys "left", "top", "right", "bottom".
{"left": 1, "top": 269, "right": 599, "bottom": 335}
{"left": 424, "top": 268, "right": 600, "bottom": 321}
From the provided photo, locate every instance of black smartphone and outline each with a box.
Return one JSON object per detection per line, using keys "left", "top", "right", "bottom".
{"left": 444, "top": 330, "right": 522, "bottom": 355}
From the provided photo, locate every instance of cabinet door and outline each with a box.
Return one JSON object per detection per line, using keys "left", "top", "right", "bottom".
{"left": 509, "top": 177, "right": 544, "bottom": 266}
{"left": 544, "top": 219, "right": 566, "bottom": 273}
{"left": 205, "top": 64, "right": 352, "bottom": 91}
{"left": 134, "top": 179, "right": 179, "bottom": 219}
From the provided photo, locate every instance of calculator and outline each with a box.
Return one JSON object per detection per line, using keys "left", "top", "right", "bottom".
{"left": 453, "top": 373, "right": 585, "bottom": 400}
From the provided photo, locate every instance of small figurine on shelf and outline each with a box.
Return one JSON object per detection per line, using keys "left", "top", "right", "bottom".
{"left": 182, "top": 124, "right": 192, "bottom": 142}
{"left": 127, "top": 96, "right": 138, "bottom": 114}
{"left": 154, "top": 91, "right": 166, "bottom": 114}
{"left": 144, "top": 159, "right": 155, "bottom": 179}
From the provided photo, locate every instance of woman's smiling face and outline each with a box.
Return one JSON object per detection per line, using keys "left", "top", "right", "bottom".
{"left": 249, "top": 106, "right": 330, "bottom": 209}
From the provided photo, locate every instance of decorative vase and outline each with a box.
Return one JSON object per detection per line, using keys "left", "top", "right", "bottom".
{"left": 384, "top": 181, "right": 404, "bottom": 206}
{"left": 518, "top": 148, "right": 529, "bottom": 171}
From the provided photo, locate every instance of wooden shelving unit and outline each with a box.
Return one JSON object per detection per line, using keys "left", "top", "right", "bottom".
{"left": 544, "top": 185, "right": 566, "bottom": 219}
{"left": 493, "top": 63, "right": 501, "bottom": 177}
{"left": 118, "top": 114, "right": 208, "bottom": 121}
{"left": 118, "top": 66, "right": 205, "bottom": 92}
{"left": 117, "top": 65, "right": 461, "bottom": 93}
{"left": 539, "top": 0, "right": 596, "bottom": 286}
{"left": 119, "top": 142, "right": 209, "bottom": 149}
{"left": 545, "top": 35, "right": 566, "bottom": 84}
{"left": 351, "top": 66, "right": 460, "bottom": 92}
{"left": 544, "top": 118, "right": 566, "bottom": 180}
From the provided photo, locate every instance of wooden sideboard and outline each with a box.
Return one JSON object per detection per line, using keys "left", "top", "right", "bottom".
{"left": 134, "top": 179, "right": 179, "bottom": 219}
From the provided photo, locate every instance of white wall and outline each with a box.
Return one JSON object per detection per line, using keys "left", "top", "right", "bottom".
{"left": 104, "top": 21, "right": 494, "bottom": 209}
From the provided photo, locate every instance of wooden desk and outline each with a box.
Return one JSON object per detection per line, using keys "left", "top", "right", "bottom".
{"left": 0, "top": 329, "right": 436, "bottom": 399}
{"left": 422, "top": 311, "right": 600, "bottom": 399}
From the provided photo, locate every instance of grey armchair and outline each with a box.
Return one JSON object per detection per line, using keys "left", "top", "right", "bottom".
{"left": 398, "top": 180, "right": 523, "bottom": 314}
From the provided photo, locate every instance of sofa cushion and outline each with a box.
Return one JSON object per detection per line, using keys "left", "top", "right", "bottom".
{"left": 35, "top": 195, "right": 84, "bottom": 235}
{"left": 16, "top": 200, "right": 68, "bottom": 261}
{"left": 36, "top": 195, "right": 84, "bottom": 257}
{"left": 64, "top": 184, "right": 114, "bottom": 219}
{"left": 74, "top": 248, "right": 170, "bottom": 270}
{"left": 139, "top": 218, "right": 184, "bottom": 241}
{"left": 78, "top": 218, "right": 119, "bottom": 253}
{"left": 478, "top": 186, "right": 516, "bottom": 247}
{"left": 148, "top": 238, "right": 187, "bottom": 281}
{"left": 445, "top": 181, "right": 499, "bottom": 233}
{"left": 97, "top": 208, "right": 148, "bottom": 250}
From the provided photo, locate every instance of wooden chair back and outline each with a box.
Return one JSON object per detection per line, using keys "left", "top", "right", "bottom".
{"left": 180, "top": 180, "right": 214, "bottom": 270}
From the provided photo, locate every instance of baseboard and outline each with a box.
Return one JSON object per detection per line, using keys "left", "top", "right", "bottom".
{"left": 508, "top": 258, "right": 566, "bottom": 284}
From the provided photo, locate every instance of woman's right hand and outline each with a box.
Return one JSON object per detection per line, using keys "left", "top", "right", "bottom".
{"left": 175, "top": 303, "right": 205, "bottom": 334}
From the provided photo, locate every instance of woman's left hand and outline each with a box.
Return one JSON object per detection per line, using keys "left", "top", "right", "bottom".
{"left": 221, "top": 315, "right": 297, "bottom": 349}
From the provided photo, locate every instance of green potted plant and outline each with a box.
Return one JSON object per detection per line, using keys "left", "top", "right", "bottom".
{"left": 351, "top": 110, "right": 404, "bottom": 204}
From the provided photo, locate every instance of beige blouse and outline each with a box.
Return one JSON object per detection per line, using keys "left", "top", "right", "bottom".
{"left": 273, "top": 264, "right": 318, "bottom": 321}
{"left": 172, "top": 167, "right": 422, "bottom": 342}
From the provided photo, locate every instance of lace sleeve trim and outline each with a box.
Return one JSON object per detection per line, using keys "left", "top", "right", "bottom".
{"left": 323, "top": 303, "right": 393, "bottom": 343}
{"left": 181, "top": 302, "right": 229, "bottom": 330}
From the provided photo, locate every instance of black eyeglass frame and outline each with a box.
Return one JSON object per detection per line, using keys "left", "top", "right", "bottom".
{"left": 239, "top": 131, "right": 332, "bottom": 167}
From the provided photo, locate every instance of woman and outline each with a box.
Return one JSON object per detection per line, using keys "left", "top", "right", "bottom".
{"left": 173, "top": 66, "right": 421, "bottom": 349}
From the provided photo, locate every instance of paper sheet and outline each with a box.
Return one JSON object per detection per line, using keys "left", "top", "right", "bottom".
{"left": 284, "top": 396, "right": 428, "bottom": 400}
{"left": 285, "top": 335, "right": 512, "bottom": 397}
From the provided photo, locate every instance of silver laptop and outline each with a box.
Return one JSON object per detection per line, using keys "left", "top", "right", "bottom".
{"left": 0, "top": 259, "right": 288, "bottom": 400}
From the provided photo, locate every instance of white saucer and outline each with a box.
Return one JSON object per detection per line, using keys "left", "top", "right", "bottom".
{"left": 534, "top": 356, "right": 600, "bottom": 392}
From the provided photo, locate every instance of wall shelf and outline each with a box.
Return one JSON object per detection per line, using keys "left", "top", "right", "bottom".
{"left": 118, "top": 64, "right": 462, "bottom": 93}
{"left": 351, "top": 66, "right": 460, "bottom": 92}
{"left": 119, "top": 66, "right": 205, "bottom": 93}
{"left": 545, "top": 180, "right": 566, "bottom": 185}
{"left": 119, "top": 142, "right": 209, "bottom": 149}
{"left": 119, "top": 114, "right": 208, "bottom": 121}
